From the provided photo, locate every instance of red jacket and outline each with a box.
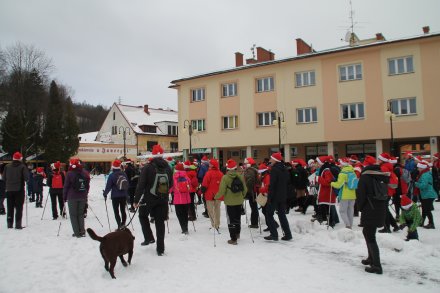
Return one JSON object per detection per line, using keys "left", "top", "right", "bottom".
{"left": 186, "top": 170, "right": 199, "bottom": 193}
{"left": 317, "top": 168, "right": 337, "bottom": 204}
{"left": 201, "top": 167, "right": 224, "bottom": 201}
{"left": 380, "top": 162, "right": 397, "bottom": 196}
{"left": 259, "top": 173, "right": 270, "bottom": 194}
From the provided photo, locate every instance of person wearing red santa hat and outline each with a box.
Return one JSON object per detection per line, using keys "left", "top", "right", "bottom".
{"left": 201, "top": 159, "right": 224, "bottom": 231}
{"left": 33, "top": 167, "right": 45, "bottom": 208}
{"left": 214, "top": 159, "right": 247, "bottom": 245}
{"left": 3, "top": 152, "right": 29, "bottom": 229}
{"left": 103, "top": 160, "right": 129, "bottom": 228}
{"left": 197, "top": 155, "right": 210, "bottom": 208}
{"left": 243, "top": 157, "right": 260, "bottom": 228}
{"left": 47, "top": 161, "right": 65, "bottom": 220}
{"left": 398, "top": 195, "right": 422, "bottom": 241}
{"left": 169, "top": 162, "right": 191, "bottom": 234}
{"left": 415, "top": 161, "right": 436, "bottom": 229}
{"left": 184, "top": 160, "right": 199, "bottom": 221}
{"left": 404, "top": 151, "right": 417, "bottom": 175}
{"left": 134, "top": 144, "right": 173, "bottom": 255}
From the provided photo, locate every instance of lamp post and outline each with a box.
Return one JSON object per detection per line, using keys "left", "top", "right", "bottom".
{"left": 385, "top": 103, "right": 396, "bottom": 157}
{"left": 183, "top": 119, "right": 197, "bottom": 159}
{"left": 272, "top": 110, "right": 285, "bottom": 153}
{"left": 119, "top": 126, "right": 131, "bottom": 158}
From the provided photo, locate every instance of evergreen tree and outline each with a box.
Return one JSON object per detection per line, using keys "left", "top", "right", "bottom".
{"left": 42, "top": 81, "right": 64, "bottom": 162}
{"left": 62, "top": 97, "right": 79, "bottom": 161}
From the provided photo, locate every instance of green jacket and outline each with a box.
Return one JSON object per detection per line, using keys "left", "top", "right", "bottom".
{"left": 399, "top": 203, "right": 421, "bottom": 232}
{"left": 215, "top": 170, "right": 247, "bottom": 206}
{"left": 330, "top": 165, "right": 356, "bottom": 200}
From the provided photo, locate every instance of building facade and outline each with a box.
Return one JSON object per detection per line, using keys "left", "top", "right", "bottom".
{"left": 171, "top": 28, "right": 440, "bottom": 165}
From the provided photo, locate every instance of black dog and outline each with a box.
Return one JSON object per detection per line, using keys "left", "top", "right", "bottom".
{"left": 87, "top": 227, "right": 135, "bottom": 279}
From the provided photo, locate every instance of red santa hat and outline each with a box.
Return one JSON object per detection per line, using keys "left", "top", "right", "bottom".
{"left": 378, "top": 153, "right": 390, "bottom": 163}
{"left": 175, "top": 162, "right": 184, "bottom": 171}
{"left": 226, "top": 159, "right": 237, "bottom": 170}
{"left": 166, "top": 157, "right": 173, "bottom": 162}
{"left": 404, "top": 151, "right": 413, "bottom": 158}
{"left": 389, "top": 156, "right": 398, "bottom": 164}
{"left": 417, "top": 161, "right": 429, "bottom": 169}
{"left": 244, "top": 157, "right": 255, "bottom": 165}
{"left": 363, "top": 155, "right": 377, "bottom": 167}
{"left": 270, "top": 152, "right": 283, "bottom": 162}
{"left": 316, "top": 156, "right": 327, "bottom": 165}
{"left": 414, "top": 155, "right": 422, "bottom": 162}
{"left": 13, "top": 152, "right": 23, "bottom": 161}
{"left": 112, "top": 159, "right": 122, "bottom": 169}
{"left": 349, "top": 155, "right": 359, "bottom": 163}
{"left": 258, "top": 163, "right": 268, "bottom": 173}
{"left": 184, "top": 160, "right": 191, "bottom": 169}
{"left": 36, "top": 167, "right": 44, "bottom": 174}
{"left": 338, "top": 157, "right": 350, "bottom": 166}
{"left": 354, "top": 162, "right": 363, "bottom": 173}
{"left": 209, "top": 158, "right": 219, "bottom": 169}
{"left": 433, "top": 153, "right": 439, "bottom": 160}
{"left": 69, "top": 158, "right": 81, "bottom": 169}
{"left": 53, "top": 161, "right": 61, "bottom": 169}
{"left": 201, "top": 155, "right": 209, "bottom": 162}
{"left": 400, "top": 195, "right": 413, "bottom": 210}
{"left": 152, "top": 144, "right": 164, "bottom": 157}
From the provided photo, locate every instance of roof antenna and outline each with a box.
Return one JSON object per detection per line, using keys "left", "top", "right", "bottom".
{"left": 118, "top": 96, "right": 122, "bottom": 104}
{"left": 342, "top": 0, "right": 358, "bottom": 45}
{"left": 250, "top": 44, "right": 256, "bottom": 59}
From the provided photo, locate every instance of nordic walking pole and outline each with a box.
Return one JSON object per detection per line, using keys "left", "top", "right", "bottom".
{"left": 244, "top": 201, "right": 254, "bottom": 243}
{"left": 57, "top": 205, "right": 67, "bottom": 237}
{"left": 327, "top": 186, "right": 333, "bottom": 230}
{"left": 212, "top": 202, "right": 216, "bottom": 247}
{"left": 41, "top": 191, "right": 50, "bottom": 220}
{"left": 166, "top": 220, "right": 170, "bottom": 234}
{"left": 25, "top": 189, "right": 28, "bottom": 227}
{"left": 88, "top": 204, "right": 104, "bottom": 228}
{"left": 244, "top": 201, "right": 248, "bottom": 225}
{"left": 104, "top": 196, "right": 111, "bottom": 232}
{"left": 192, "top": 220, "right": 196, "bottom": 232}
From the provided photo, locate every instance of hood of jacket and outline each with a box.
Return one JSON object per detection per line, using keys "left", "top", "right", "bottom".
{"left": 362, "top": 165, "right": 390, "bottom": 183}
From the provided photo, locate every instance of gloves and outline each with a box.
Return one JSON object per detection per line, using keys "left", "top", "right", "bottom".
{"left": 103, "top": 190, "right": 107, "bottom": 200}
{"left": 399, "top": 224, "right": 406, "bottom": 230}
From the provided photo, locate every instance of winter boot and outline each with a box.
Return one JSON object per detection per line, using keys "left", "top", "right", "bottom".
{"left": 365, "top": 265, "right": 383, "bottom": 274}
{"left": 227, "top": 239, "right": 237, "bottom": 245}
{"left": 423, "top": 223, "right": 435, "bottom": 229}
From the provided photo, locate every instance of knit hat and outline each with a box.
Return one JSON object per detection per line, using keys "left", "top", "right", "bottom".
{"left": 112, "top": 159, "right": 122, "bottom": 169}
{"left": 270, "top": 152, "right": 282, "bottom": 162}
{"left": 226, "top": 159, "right": 237, "bottom": 170}
{"left": 401, "top": 195, "right": 413, "bottom": 210}
{"left": 175, "top": 162, "right": 184, "bottom": 171}
{"left": 389, "top": 156, "right": 398, "bottom": 164}
{"left": 13, "top": 152, "right": 23, "bottom": 161}
{"left": 184, "top": 160, "right": 191, "bottom": 169}
{"left": 244, "top": 157, "right": 255, "bottom": 165}
{"left": 152, "top": 144, "right": 164, "bottom": 157}
{"left": 338, "top": 157, "right": 350, "bottom": 166}
{"left": 258, "top": 163, "right": 268, "bottom": 173}
{"left": 209, "top": 158, "right": 219, "bottom": 169}
{"left": 363, "top": 155, "right": 376, "bottom": 167}
{"left": 378, "top": 153, "right": 390, "bottom": 163}
{"left": 69, "top": 158, "right": 81, "bottom": 169}
{"left": 417, "top": 161, "right": 429, "bottom": 169}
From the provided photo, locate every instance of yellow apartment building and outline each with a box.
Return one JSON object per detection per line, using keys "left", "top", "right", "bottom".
{"left": 171, "top": 28, "right": 440, "bottom": 166}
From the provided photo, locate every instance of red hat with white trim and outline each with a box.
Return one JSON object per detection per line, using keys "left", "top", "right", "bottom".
{"left": 226, "top": 159, "right": 237, "bottom": 170}
{"left": 69, "top": 158, "right": 81, "bottom": 169}
{"left": 404, "top": 151, "right": 413, "bottom": 158}
{"left": 258, "top": 163, "right": 268, "bottom": 173}
{"left": 433, "top": 153, "right": 439, "bottom": 160}
{"left": 184, "top": 160, "right": 191, "bottom": 169}
{"left": 378, "top": 153, "right": 390, "bottom": 163}
{"left": 270, "top": 152, "right": 283, "bottom": 162}
{"left": 244, "top": 157, "right": 255, "bottom": 165}
{"left": 175, "top": 162, "right": 184, "bottom": 171}
{"left": 13, "top": 152, "right": 23, "bottom": 161}
{"left": 417, "top": 161, "right": 429, "bottom": 169}
{"left": 338, "top": 157, "right": 350, "bottom": 166}
{"left": 54, "top": 161, "right": 61, "bottom": 169}
{"left": 36, "top": 167, "right": 44, "bottom": 174}
{"left": 316, "top": 156, "right": 328, "bottom": 165}
{"left": 363, "top": 155, "right": 377, "bottom": 167}
{"left": 152, "top": 144, "right": 164, "bottom": 157}
{"left": 166, "top": 157, "right": 173, "bottom": 162}
{"left": 201, "top": 155, "right": 209, "bottom": 162}
{"left": 112, "top": 159, "right": 122, "bottom": 169}
{"left": 400, "top": 195, "right": 413, "bottom": 210}
{"left": 389, "top": 156, "right": 398, "bottom": 164}
{"left": 209, "top": 159, "right": 219, "bottom": 169}
{"left": 349, "top": 155, "right": 359, "bottom": 162}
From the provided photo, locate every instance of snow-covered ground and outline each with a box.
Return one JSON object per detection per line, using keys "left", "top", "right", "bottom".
{"left": 1, "top": 175, "right": 439, "bottom": 293}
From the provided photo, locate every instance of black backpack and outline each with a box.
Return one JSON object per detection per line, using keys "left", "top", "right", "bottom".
{"left": 228, "top": 176, "right": 244, "bottom": 193}
{"left": 73, "top": 172, "right": 89, "bottom": 192}
{"left": 370, "top": 176, "right": 389, "bottom": 201}
{"left": 116, "top": 174, "right": 129, "bottom": 191}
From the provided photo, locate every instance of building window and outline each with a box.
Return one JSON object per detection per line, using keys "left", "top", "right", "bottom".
{"left": 222, "top": 115, "right": 238, "bottom": 130}
{"left": 113, "top": 112, "right": 115, "bottom": 120}
{"left": 111, "top": 126, "right": 117, "bottom": 135}
{"left": 140, "top": 125, "right": 156, "bottom": 133}
{"left": 147, "top": 141, "right": 158, "bottom": 152}
{"left": 297, "top": 107, "right": 318, "bottom": 124}
{"left": 168, "top": 125, "right": 178, "bottom": 136}
{"left": 191, "top": 119, "right": 206, "bottom": 132}
{"left": 191, "top": 88, "right": 205, "bottom": 102}
{"left": 170, "top": 142, "right": 178, "bottom": 152}
{"left": 339, "top": 63, "right": 362, "bottom": 81}
{"left": 222, "top": 83, "right": 237, "bottom": 97}
{"left": 257, "top": 112, "right": 276, "bottom": 127}
{"left": 390, "top": 98, "right": 417, "bottom": 116}
{"left": 341, "top": 103, "right": 365, "bottom": 120}
{"left": 295, "top": 71, "right": 316, "bottom": 87}
{"left": 256, "top": 77, "right": 274, "bottom": 92}
{"left": 388, "top": 56, "right": 414, "bottom": 75}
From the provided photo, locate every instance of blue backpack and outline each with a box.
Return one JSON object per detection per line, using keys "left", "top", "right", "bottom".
{"left": 342, "top": 171, "right": 359, "bottom": 190}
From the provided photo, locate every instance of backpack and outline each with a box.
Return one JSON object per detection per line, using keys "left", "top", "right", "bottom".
{"left": 176, "top": 175, "right": 190, "bottom": 193}
{"left": 150, "top": 164, "right": 170, "bottom": 198}
{"left": 116, "top": 174, "right": 129, "bottom": 191}
{"left": 51, "top": 172, "right": 63, "bottom": 189}
{"left": 400, "top": 168, "right": 412, "bottom": 184}
{"left": 342, "top": 171, "right": 358, "bottom": 190}
{"left": 228, "top": 176, "right": 244, "bottom": 193}
{"left": 73, "top": 172, "right": 89, "bottom": 192}
{"left": 371, "top": 177, "right": 389, "bottom": 201}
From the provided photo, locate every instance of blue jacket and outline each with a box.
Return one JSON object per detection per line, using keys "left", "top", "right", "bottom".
{"left": 415, "top": 171, "right": 437, "bottom": 199}
{"left": 103, "top": 170, "right": 128, "bottom": 199}
{"left": 404, "top": 158, "right": 417, "bottom": 173}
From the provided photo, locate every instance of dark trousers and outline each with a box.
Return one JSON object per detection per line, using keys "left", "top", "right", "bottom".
{"left": 139, "top": 201, "right": 168, "bottom": 253}
{"left": 421, "top": 198, "right": 434, "bottom": 225}
{"left": 318, "top": 204, "right": 339, "bottom": 225}
{"left": 188, "top": 192, "right": 196, "bottom": 220}
{"left": 384, "top": 206, "right": 398, "bottom": 230}
{"left": 128, "top": 187, "right": 136, "bottom": 208}
{"left": 247, "top": 194, "right": 259, "bottom": 226}
{"left": 392, "top": 195, "right": 401, "bottom": 218}
{"left": 112, "top": 197, "right": 127, "bottom": 227}
{"left": 50, "top": 191, "right": 64, "bottom": 218}
{"left": 362, "top": 226, "right": 381, "bottom": 267}
{"left": 226, "top": 205, "right": 242, "bottom": 241}
{"left": 0, "top": 181, "right": 5, "bottom": 213}
{"left": 266, "top": 201, "right": 292, "bottom": 238}
{"left": 6, "top": 190, "right": 25, "bottom": 228}
{"left": 175, "top": 204, "right": 189, "bottom": 232}
{"left": 35, "top": 192, "right": 42, "bottom": 206}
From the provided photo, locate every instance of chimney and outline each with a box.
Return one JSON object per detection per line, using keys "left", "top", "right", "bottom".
{"left": 144, "top": 104, "right": 149, "bottom": 114}
{"left": 423, "top": 26, "right": 430, "bottom": 34}
{"left": 235, "top": 52, "right": 244, "bottom": 67}
{"left": 375, "top": 33, "right": 385, "bottom": 41}
{"left": 246, "top": 58, "right": 258, "bottom": 65}
{"left": 296, "top": 38, "right": 313, "bottom": 55}
{"left": 256, "top": 47, "right": 275, "bottom": 62}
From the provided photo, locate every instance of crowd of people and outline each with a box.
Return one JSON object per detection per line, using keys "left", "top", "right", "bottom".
{"left": 1, "top": 147, "right": 439, "bottom": 275}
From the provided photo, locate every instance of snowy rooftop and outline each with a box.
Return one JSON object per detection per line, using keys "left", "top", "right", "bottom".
{"left": 78, "top": 131, "right": 99, "bottom": 143}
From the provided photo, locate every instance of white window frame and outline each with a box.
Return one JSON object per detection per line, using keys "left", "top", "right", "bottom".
{"left": 256, "top": 77, "right": 274, "bottom": 93}
{"left": 388, "top": 56, "right": 414, "bottom": 75}
{"left": 295, "top": 70, "right": 316, "bottom": 87}
{"left": 389, "top": 98, "right": 417, "bottom": 116}
{"left": 257, "top": 111, "right": 276, "bottom": 127}
{"left": 222, "top": 83, "right": 237, "bottom": 97}
{"left": 339, "top": 63, "right": 362, "bottom": 81}
{"left": 341, "top": 103, "right": 365, "bottom": 120}
{"left": 222, "top": 115, "right": 238, "bottom": 130}
{"left": 191, "top": 119, "right": 206, "bottom": 132}
{"left": 191, "top": 88, "right": 205, "bottom": 102}
{"left": 296, "top": 107, "right": 318, "bottom": 124}
{"left": 168, "top": 125, "right": 178, "bottom": 135}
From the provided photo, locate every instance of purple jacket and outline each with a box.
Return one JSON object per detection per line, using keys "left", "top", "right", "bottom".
{"left": 63, "top": 168, "right": 90, "bottom": 201}
{"left": 103, "top": 170, "right": 128, "bottom": 199}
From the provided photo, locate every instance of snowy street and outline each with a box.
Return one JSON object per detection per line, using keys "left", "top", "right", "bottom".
{"left": 1, "top": 175, "right": 439, "bottom": 293}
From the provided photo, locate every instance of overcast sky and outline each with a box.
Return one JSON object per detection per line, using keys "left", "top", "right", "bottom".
{"left": 1, "top": 0, "right": 439, "bottom": 110}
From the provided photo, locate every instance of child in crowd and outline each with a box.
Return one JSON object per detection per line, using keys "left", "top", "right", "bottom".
{"left": 399, "top": 194, "right": 422, "bottom": 241}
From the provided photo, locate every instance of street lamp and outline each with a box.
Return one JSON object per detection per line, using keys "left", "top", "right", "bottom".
{"left": 182, "top": 119, "right": 197, "bottom": 158}
{"left": 119, "top": 126, "right": 131, "bottom": 158}
{"left": 272, "top": 110, "right": 285, "bottom": 153}
{"left": 385, "top": 102, "right": 396, "bottom": 157}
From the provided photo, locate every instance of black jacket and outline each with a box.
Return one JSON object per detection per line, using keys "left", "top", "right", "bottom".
{"left": 3, "top": 161, "right": 29, "bottom": 192}
{"left": 356, "top": 165, "right": 390, "bottom": 227}
{"left": 134, "top": 157, "right": 173, "bottom": 206}
{"left": 124, "top": 164, "right": 139, "bottom": 189}
{"left": 268, "top": 162, "right": 289, "bottom": 203}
